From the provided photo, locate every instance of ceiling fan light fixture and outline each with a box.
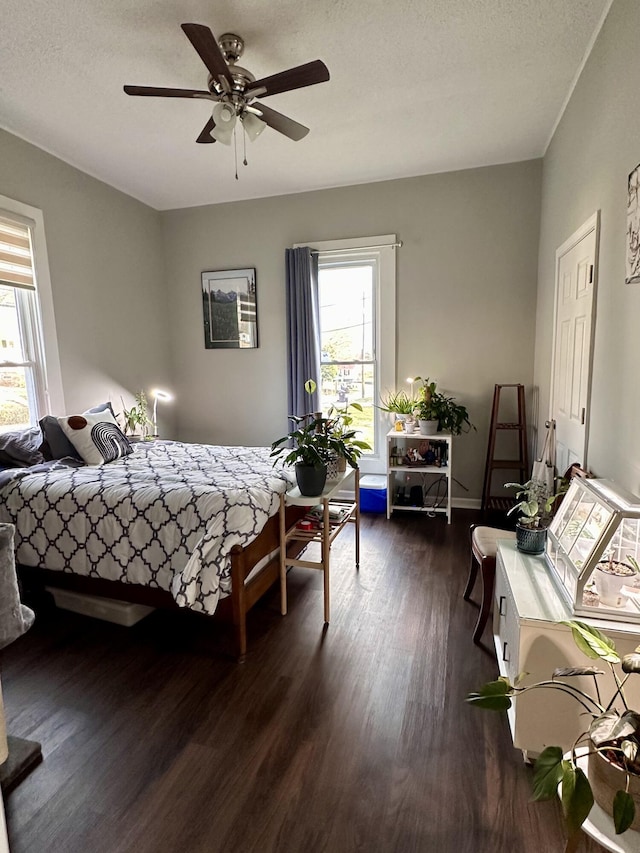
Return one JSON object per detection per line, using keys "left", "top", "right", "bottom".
{"left": 242, "top": 112, "right": 266, "bottom": 142}
{"left": 211, "top": 101, "right": 237, "bottom": 145}
{"left": 211, "top": 125, "right": 234, "bottom": 145}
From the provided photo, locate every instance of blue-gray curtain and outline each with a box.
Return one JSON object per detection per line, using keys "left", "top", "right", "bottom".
{"left": 286, "top": 247, "right": 321, "bottom": 417}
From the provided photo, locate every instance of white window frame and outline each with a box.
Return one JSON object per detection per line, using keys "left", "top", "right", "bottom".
{"left": 296, "top": 235, "right": 397, "bottom": 475}
{"left": 0, "top": 194, "right": 65, "bottom": 419}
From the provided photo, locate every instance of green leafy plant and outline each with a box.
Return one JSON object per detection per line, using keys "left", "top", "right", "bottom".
{"left": 505, "top": 478, "right": 565, "bottom": 528}
{"left": 378, "top": 388, "right": 419, "bottom": 415}
{"left": 467, "top": 621, "right": 640, "bottom": 848}
{"left": 271, "top": 380, "right": 371, "bottom": 469}
{"left": 412, "top": 378, "right": 474, "bottom": 435}
{"left": 120, "top": 391, "right": 151, "bottom": 437}
{"left": 412, "top": 378, "right": 439, "bottom": 421}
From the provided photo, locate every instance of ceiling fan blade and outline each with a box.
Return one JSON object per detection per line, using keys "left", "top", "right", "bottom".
{"left": 251, "top": 60, "right": 329, "bottom": 98}
{"left": 181, "top": 23, "right": 233, "bottom": 88}
{"left": 124, "top": 85, "right": 214, "bottom": 99}
{"left": 255, "top": 104, "right": 309, "bottom": 141}
{"left": 196, "top": 117, "right": 217, "bottom": 144}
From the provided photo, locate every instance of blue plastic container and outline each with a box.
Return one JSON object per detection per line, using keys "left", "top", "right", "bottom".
{"left": 360, "top": 475, "right": 387, "bottom": 513}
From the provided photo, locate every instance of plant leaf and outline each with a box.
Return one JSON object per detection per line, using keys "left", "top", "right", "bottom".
{"left": 561, "top": 762, "right": 594, "bottom": 836}
{"left": 552, "top": 666, "right": 604, "bottom": 678}
{"left": 466, "top": 679, "right": 513, "bottom": 710}
{"left": 562, "top": 620, "right": 620, "bottom": 663}
{"left": 622, "top": 739, "right": 639, "bottom": 763}
{"left": 613, "top": 789, "right": 636, "bottom": 834}
{"left": 532, "top": 746, "right": 564, "bottom": 801}
{"left": 590, "top": 710, "right": 640, "bottom": 746}
{"left": 622, "top": 652, "right": 640, "bottom": 673}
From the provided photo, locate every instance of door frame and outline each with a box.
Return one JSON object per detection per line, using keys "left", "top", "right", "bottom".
{"left": 549, "top": 210, "right": 600, "bottom": 469}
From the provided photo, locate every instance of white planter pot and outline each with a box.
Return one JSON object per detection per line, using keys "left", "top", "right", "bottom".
{"left": 418, "top": 419, "right": 438, "bottom": 435}
{"left": 594, "top": 561, "right": 635, "bottom": 607}
{"left": 588, "top": 747, "right": 640, "bottom": 832}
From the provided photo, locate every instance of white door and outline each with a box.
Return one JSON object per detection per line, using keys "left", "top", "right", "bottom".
{"left": 550, "top": 212, "right": 600, "bottom": 474}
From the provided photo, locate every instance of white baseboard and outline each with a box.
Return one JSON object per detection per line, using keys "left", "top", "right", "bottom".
{"left": 452, "top": 497, "right": 481, "bottom": 510}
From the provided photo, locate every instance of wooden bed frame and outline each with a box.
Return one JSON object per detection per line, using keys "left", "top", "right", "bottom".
{"left": 18, "top": 504, "right": 307, "bottom": 660}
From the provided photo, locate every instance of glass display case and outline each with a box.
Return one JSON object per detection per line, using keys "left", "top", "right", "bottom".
{"left": 545, "top": 478, "right": 640, "bottom": 623}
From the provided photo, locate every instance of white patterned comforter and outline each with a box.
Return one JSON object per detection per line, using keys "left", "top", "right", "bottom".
{"left": 0, "top": 442, "right": 294, "bottom": 615}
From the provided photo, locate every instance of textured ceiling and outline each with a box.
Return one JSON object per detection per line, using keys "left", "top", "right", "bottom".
{"left": 1, "top": 0, "right": 610, "bottom": 210}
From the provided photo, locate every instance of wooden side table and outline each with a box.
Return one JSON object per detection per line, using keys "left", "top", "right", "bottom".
{"left": 279, "top": 467, "right": 360, "bottom": 623}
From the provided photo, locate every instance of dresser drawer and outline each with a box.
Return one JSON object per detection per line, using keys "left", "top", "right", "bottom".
{"left": 493, "top": 552, "right": 520, "bottom": 680}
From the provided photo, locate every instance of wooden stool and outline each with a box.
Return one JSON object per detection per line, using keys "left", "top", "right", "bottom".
{"left": 464, "top": 524, "right": 516, "bottom": 644}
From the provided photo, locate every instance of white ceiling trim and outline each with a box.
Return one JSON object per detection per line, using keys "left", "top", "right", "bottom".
{"left": 543, "top": 0, "right": 615, "bottom": 154}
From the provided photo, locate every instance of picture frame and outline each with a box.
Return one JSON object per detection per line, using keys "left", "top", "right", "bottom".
{"left": 201, "top": 268, "right": 258, "bottom": 349}
{"left": 626, "top": 162, "right": 640, "bottom": 284}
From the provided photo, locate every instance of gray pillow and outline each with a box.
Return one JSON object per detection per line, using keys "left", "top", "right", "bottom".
{"left": 39, "top": 415, "right": 81, "bottom": 461}
{"left": 0, "top": 426, "right": 45, "bottom": 467}
{"left": 85, "top": 401, "right": 117, "bottom": 419}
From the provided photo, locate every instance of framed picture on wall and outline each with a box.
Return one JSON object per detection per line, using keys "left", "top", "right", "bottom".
{"left": 626, "top": 162, "right": 640, "bottom": 284}
{"left": 201, "top": 268, "right": 258, "bottom": 349}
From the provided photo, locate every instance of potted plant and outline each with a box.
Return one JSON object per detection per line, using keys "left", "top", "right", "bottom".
{"left": 411, "top": 378, "right": 475, "bottom": 436}
{"left": 120, "top": 391, "right": 151, "bottom": 441}
{"left": 505, "top": 478, "right": 565, "bottom": 554}
{"left": 467, "top": 620, "right": 640, "bottom": 847}
{"left": 426, "top": 387, "right": 475, "bottom": 436}
{"left": 593, "top": 553, "right": 639, "bottom": 608}
{"left": 325, "top": 400, "right": 371, "bottom": 478}
{"left": 378, "top": 389, "right": 420, "bottom": 425}
{"left": 413, "top": 378, "right": 439, "bottom": 435}
{"left": 271, "top": 380, "right": 370, "bottom": 496}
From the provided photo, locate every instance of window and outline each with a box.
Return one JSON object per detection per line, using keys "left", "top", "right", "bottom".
{"left": 0, "top": 198, "right": 64, "bottom": 432}
{"left": 318, "top": 261, "right": 375, "bottom": 449}
{"left": 306, "top": 236, "right": 397, "bottom": 474}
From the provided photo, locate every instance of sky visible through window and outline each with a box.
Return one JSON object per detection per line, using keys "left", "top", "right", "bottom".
{"left": 318, "top": 264, "right": 375, "bottom": 451}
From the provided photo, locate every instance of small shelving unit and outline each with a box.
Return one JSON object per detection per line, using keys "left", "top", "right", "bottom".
{"left": 279, "top": 468, "right": 359, "bottom": 623}
{"left": 385, "top": 429, "right": 452, "bottom": 523}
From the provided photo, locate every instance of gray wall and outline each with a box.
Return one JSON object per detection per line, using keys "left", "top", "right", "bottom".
{"left": 534, "top": 0, "right": 640, "bottom": 492}
{"left": 161, "top": 160, "right": 542, "bottom": 502}
{"left": 0, "top": 129, "right": 171, "bottom": 427}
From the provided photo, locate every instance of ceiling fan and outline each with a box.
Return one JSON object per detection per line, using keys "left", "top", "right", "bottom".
{"left": 124, "top": 24, "right": 330, "bottom": 147}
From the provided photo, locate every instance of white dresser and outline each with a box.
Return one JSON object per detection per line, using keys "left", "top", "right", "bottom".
{"left": 494, "top": 540, "right": 640, "bottom": 757}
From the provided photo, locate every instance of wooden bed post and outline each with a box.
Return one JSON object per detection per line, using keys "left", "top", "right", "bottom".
{"left": 230, "top": 544, "right": 247, "bottom": 661}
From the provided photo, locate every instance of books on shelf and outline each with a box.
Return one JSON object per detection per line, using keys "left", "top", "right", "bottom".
{"left": 296, "top": 503, "right": 351, "bottom": 530}
{"left": 388, "top": 438, "right": 449, "bottom": 468}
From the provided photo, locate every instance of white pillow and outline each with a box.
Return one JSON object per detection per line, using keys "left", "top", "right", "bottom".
{"left": 57, "top": 410, "right": 132, "bottom": 465}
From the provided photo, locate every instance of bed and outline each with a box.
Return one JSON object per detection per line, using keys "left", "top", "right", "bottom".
{"left": 0, "top": 438, "right": 306, "bottom": 657}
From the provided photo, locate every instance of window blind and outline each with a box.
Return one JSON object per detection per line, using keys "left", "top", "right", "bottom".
{"left": 0, "top": 217, "right": 35, "bottom": 291}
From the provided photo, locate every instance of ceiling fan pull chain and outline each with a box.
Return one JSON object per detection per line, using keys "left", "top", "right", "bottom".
{"left": 242, "top": 126, "right": 248, "bottom": 167}
{"left": 234, "top": 125, "right": 239, "bottom": 180}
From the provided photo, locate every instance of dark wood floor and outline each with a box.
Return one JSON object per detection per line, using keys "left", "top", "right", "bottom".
{"left": 1, "top": 510, "right": 604, "bottom": 853}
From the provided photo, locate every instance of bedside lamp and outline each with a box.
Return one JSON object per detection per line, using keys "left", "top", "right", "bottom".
{"left": 151, "top": 389, "right": 173, "bottom": 437}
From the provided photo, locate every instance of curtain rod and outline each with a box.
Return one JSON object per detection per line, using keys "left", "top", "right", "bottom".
{"left": 309, "top": 240, "right": 403, "bottom": 255}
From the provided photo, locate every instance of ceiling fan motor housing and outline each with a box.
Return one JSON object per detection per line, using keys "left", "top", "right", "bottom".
{"left": 218, "top": 33, "right": 244, "bottom": 63}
